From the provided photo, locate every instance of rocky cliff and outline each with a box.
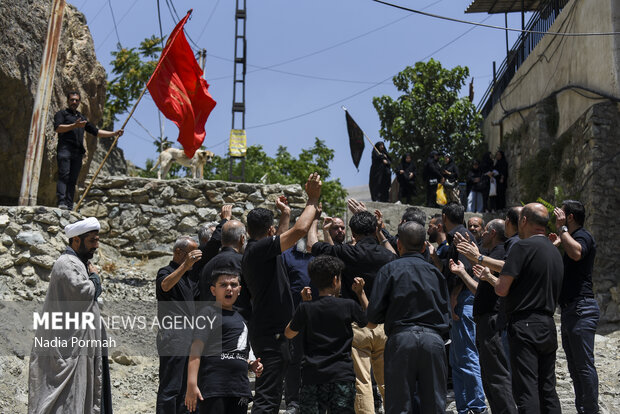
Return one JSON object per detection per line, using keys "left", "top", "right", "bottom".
{"left": 0, "top": 0, "right": 126, "bottom": 206}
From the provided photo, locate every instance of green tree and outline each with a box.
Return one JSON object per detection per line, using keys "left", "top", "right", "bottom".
{"left": 103, "top": 35, "right": 162, "bottom": 130}
{"left": 372, "top": 59, "right": 484, "bottom": 176}
{"left": 204, "top": 139, "right": 347, "bottom": 216}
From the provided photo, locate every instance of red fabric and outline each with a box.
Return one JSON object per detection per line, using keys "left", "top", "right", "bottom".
{"left": 147, "top": 11, "right": 216, "bottom": 158}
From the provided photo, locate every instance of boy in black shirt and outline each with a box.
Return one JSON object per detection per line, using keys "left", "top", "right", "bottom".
{"left": 185, "top": 269, "right": 263, "bottom": 413}
{"left": 285, "top": 256, "right": 368, "bottom": 413}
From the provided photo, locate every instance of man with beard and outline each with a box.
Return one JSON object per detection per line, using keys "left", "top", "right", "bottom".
{"left": 53, "top": 91, "right": 123, "bottom": 210}
{"left": 428, "top": 214, "right": 449, "bottom": 259}
{"left": 467, "top": 217, "right": 485, "bottom": 246}
{"left": 29, "top": 217, "right": 113, "bottom": 414}
{"left": 322, "top": 217, "right": 346, "bottom": 245}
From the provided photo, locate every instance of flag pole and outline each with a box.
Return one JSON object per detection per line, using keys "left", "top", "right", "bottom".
{"left": 341, "top": 106, "right": 381, "bottom": 156}
{"left": 74, "top": 10, "right": 194, "bottom": 212}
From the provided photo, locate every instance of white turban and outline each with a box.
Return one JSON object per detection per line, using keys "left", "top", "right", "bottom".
{"left": 65, "top": 217, "right": 101, "bottom": 238}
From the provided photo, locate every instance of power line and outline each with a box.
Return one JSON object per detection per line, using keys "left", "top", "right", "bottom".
{"left": 164, "top": 0, "right": 201, "bottom": 50}
{"left": 195, "top": 0, "right": 221, "bottom": 43}
{"left": 96, "top": 0, "right": 139, "bottom": 52}
{"left": 246, "top": 14, "right": 491, "bottom": 130}
{"left": 372, "top": 0, "right": 620, "bottom": 37}
{"left": 207, "top": 54, "right": 388, "bottom": 85}
{"left": 107, "top": 0, "right": 121, "bottom": 47}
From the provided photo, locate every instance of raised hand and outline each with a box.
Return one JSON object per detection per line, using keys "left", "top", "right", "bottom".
{"left": 352, "top": 277, "right": 365, "bottom": 296}
{"left": 220, "top": 204, "right": 232, "bottom": 220}
{"left": 276, "top": 195, "right": 290, "bottom": 214}
{"left": 347, "top": 198, "right": 367, "bottom": 214}
{"left": 305, "top": 172, "right": 322, "bottom": 201}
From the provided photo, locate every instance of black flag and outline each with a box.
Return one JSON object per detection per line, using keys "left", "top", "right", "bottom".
{"left": 345, "top": 110, "right": 365, "bottom": 170}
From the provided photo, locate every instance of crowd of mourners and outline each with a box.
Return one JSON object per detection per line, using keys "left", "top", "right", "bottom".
{"left": 147, "top": 172, "right": 598, "bottom": 414}
{"left": 29, "top": 172, "right": 600, "bottom": 414}
{"left": 369, "top": 143, "right": 509, "bottom": 214}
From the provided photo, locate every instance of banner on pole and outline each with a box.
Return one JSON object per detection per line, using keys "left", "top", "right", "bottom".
{"left": 229, "top": 129, "right": 247, "bottom": 157}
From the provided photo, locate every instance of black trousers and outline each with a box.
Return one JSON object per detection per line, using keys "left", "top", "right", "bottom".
{"left": 56, "top": 146, "right": 83, "bottom": 207}
{"left": 250, "top": 334, "right": 291, "bottom": 413}
{"left": 384, "top": 327, "right": 447, "bottom": 414}
{"left": 199, "top": 397, "right": 249, "bottom": 414}
{"left": 284, "top": 333, "right": 303, "bottom": 408}
{"left": 426, "top": 183, "right": 438, "bottom": 207}
{"left": 507, "top": 313, "right": 561, "bottom": 414}
{"left": 157, "top": 356, "right": 189, "bottom": 414}
{"left": 475, "top": 313, "right": 517, "bottom": 414}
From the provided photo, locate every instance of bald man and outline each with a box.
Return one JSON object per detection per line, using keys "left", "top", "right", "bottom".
{"left": 495, "top": 203, "right": 563, "bottom": 413}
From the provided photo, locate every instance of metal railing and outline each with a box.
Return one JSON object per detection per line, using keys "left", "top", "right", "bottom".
{"left": 477, "top": 0, "right": 569, "bottom": 118}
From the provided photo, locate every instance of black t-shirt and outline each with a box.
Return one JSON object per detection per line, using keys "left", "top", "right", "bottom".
{"left": 559, "top": 227, "right": 596, "bottom": 305}
{"left": 311, "top": 237, "right": 396, "bottom": 304}
{"left": 194, "top": 308, "right": 251, "bottom": 398}
{"left": 53, "top": 108, "right": 99, "bottom": 153}
{"left": 473, "top": 243, "right": 505, "bottom": 317}
{"left": 289, "top": 296, "right": 367, "bottom": 385}
{"left": 504, "top": 234, "right": 520, "bottom": 259}
{"left": 156, "top": 261, "right": 197, "bottom": 354}
{"left": 501, "top": 235, "right": 563, "bottom": 317}
{"left": 241, "top": 235, "right": 293, "bottom": 337}
{"left": 367, "top": 253, "right": 450, "bottom": 337}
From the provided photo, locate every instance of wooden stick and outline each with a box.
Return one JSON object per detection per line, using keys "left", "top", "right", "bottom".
{"left": 73, "top": 85, "right": 148, "bottom": 212}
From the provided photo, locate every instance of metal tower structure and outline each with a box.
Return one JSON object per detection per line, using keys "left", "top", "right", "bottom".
{"left": 229, "top": 0, "right": 247, "bottom": 181}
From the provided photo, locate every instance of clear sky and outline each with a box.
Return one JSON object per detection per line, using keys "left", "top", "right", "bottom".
{"left": 74, "top": 0, "right": 528, "bottom": 188}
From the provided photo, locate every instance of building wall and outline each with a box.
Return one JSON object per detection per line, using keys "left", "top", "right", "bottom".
{"left": 482, "top": 0, "right": 620, "bottom": 151}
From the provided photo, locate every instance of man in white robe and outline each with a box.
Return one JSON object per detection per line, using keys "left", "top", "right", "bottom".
{"left": 28, "top": 217, "right": 113, "bottom": 414}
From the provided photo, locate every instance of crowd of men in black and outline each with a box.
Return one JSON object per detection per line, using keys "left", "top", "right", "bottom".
{"left": 369, "top": 143, "right": 509, "bottom": 214}
{"left": 155, "top": 173, "right": 600, "bottom": 414}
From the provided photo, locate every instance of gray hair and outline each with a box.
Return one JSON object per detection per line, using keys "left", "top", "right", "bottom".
{"left": 198, "top": 225, "right": 214, "bottom": 246}
{"left": 174, "top": 235, "right": 196, "bottom": 252}
{"left": 487, "top": 219, "right": 506, "bottom": 241}
{"left": 397, "top": 221, "right": 426, "bottom": 253}
{"left": 221, "top": 221, "right": 246, "bottom": 246}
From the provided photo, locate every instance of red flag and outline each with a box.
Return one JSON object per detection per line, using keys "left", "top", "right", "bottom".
{"left": 147, "top": 10, "right": 216, "bottom": 158}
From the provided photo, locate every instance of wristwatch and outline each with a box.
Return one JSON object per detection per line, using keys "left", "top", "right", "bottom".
{"left": 477, "top": 254, "right": 484, "bottom": 264}
{"left": 559, "top": 226, "right": 568, "bottom": 235}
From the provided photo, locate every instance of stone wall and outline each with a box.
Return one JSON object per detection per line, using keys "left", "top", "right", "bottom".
{"left": 77, "top": 176, "right": 308, "bottom": 257}
{"left": 482, "top": 0, "right": 620, "bottom": 152}
{"left": 503, "top": 99, "right": 620, "bottom": 322}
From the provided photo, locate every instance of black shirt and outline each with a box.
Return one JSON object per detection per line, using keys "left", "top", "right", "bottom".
{"left": 190, "top": 218, "right": 226, "bottom": 283}
{"left": 367, "top": 253, "right": 450, "bottom": 337}
{"left": 289, "top": 296, "right": 367, "bottom": 385}
{"left": 198, "top": 246, "right": 252, "bottom": 322}
{"left": 53, "top": 108, "right": 99, "bottom": 153}
{"left": 156, "top": 261, "right": 197, "bottom": 354}
{"left": 241, "top": 235, "right": 293, "bottom": 337}
{"left": 473, "top": 243, "right": 505, "bottom": 317}
{"left": 504, "top": 234, "right": 520, "bottom": 259}
{"left": 195, "top": 308, "right": 251, "bottom": 398}
{"left": 559, "top": 227, "right": 596, "bottom": 305}
{"left": 501, "top": 235, "right": 563, "bottom": 317}
{"left": 311, "top": 236, "right": 397, "bottom": 303}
